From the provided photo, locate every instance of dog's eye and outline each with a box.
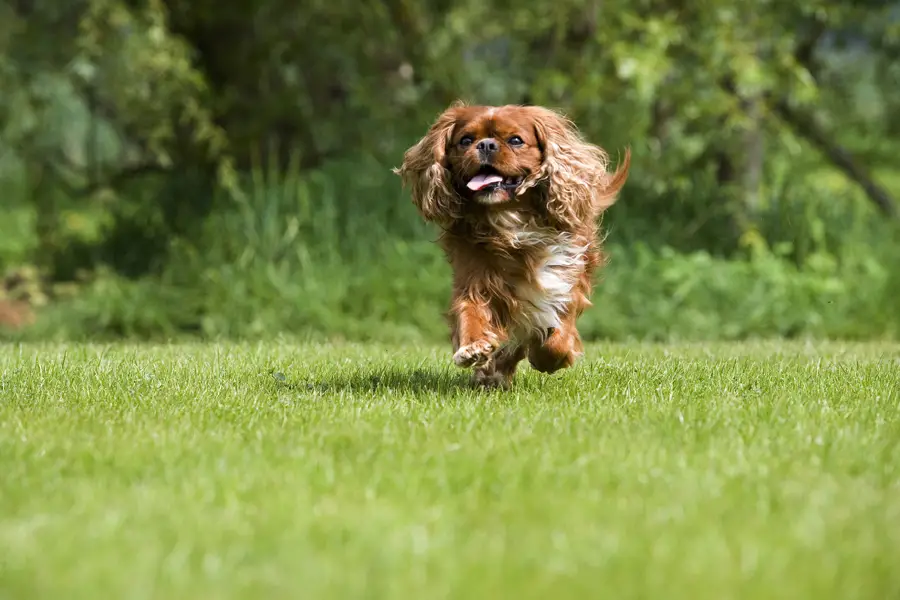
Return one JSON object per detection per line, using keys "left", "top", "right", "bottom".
{"left": 508, "top": 136, "right": 525, "bottom": 147}
{"left": 459, "top": 136, "right": 474, "bottom": 147}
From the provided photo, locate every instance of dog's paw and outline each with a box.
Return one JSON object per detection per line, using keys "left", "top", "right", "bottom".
{"left": 472, "top": 368, "right": 511, "bottom": 390}
{"left": 453, "top": 337, "right": 497, "bottom": 368}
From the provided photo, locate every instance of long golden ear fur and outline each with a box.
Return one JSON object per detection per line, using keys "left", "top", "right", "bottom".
{"left": 519, "top": 106, "right": 630, "bottom": 229}
{"left": 393, "top": 105, "right": 465, "bottom": 224}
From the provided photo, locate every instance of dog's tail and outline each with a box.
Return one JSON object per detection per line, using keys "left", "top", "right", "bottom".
{"left": 596, "top": 147, "right": 631, "bottom": 211}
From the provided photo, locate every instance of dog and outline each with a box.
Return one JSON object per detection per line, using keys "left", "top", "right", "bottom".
{"left": 395, "top": 102, "right": 630, "bottom": 388}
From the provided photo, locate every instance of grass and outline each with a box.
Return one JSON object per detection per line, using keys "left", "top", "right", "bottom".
{"left": 1, "top": 340, "right": 899, "bottom": 599}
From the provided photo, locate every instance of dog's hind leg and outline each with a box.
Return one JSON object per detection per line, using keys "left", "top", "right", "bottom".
{"left": 472, "top": 343, "right": 526, "bottom": 389}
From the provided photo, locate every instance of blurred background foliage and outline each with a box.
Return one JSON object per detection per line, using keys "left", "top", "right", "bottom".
{"left": 1, "top": 0, "right": 899, "bottom": 341}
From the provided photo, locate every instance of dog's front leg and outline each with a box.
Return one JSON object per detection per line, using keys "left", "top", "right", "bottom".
{"left": 527, "top": 305, "right": 585, "bottom": 374}
{"left": 449, "top": 295, "right": 504, "bottom": 369}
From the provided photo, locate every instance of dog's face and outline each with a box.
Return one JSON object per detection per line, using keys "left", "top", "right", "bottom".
{"left": 444, "top": 106, "right": 544, "bottom": 206}
{"left": 395, "top": 102, "right": 630, "bottom": 229}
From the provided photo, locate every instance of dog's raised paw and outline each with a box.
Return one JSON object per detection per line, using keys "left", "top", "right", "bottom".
{"left": 453, "top": 338, "right": 496, "bottom": 368}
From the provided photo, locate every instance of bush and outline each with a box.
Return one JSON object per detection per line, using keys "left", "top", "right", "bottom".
{"left": 11, "top": 156, "right": 899, "bottom": 344}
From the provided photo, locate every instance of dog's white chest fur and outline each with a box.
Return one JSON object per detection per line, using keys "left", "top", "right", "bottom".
{"left": 511, "top": 230, "right": 587, "bottom": 335}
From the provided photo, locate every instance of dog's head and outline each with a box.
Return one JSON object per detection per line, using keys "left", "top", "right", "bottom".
{"left": 395, "top": 102, "right": 630, "bottom": 229}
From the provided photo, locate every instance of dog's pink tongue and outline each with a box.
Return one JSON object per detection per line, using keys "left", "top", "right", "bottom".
{"left": 467, "top": 173, "right": 503, "bottom": 191}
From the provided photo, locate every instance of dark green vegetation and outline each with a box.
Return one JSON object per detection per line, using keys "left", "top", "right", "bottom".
{"left": 2, "top": 341, "right": 899, "bottom": 599}
{"left": 2, "top": 1, "right": 900, "bottom": 341}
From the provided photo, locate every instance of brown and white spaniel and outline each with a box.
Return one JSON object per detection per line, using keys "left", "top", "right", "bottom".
{"left": 396, "top": 102, "right": 630, "bottom": 388}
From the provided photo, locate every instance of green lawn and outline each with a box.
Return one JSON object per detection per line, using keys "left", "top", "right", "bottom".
{"left": 1, "top": 341, "right": 899, "bottom": 599}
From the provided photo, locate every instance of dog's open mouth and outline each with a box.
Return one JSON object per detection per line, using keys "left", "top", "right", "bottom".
{"left": 466, "top": 167, "right": 523, "bottom": 194}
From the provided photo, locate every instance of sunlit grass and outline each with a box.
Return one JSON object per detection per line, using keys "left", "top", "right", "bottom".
{"left": 1, "top": 340, "right": 898, "bottom": 599}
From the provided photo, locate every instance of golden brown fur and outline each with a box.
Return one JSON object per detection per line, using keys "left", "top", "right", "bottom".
{"left": 395, "top": 102, "right": 630, "bottom": 388}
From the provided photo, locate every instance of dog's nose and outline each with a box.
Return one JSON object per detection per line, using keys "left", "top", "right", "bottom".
{"left": 476, "top": 138, "right": 499, "bottom": 157}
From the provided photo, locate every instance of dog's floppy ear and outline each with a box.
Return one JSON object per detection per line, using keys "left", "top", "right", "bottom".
{"left": 519, "top": 106, "right": 630, "bottom": 229}
{"left": 394, "top": 103, "right": 466, "bottom": 224}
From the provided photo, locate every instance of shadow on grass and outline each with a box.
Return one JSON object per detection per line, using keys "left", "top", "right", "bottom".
{"left": 272, "top": 365, "right": 476, "bottom": 395}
